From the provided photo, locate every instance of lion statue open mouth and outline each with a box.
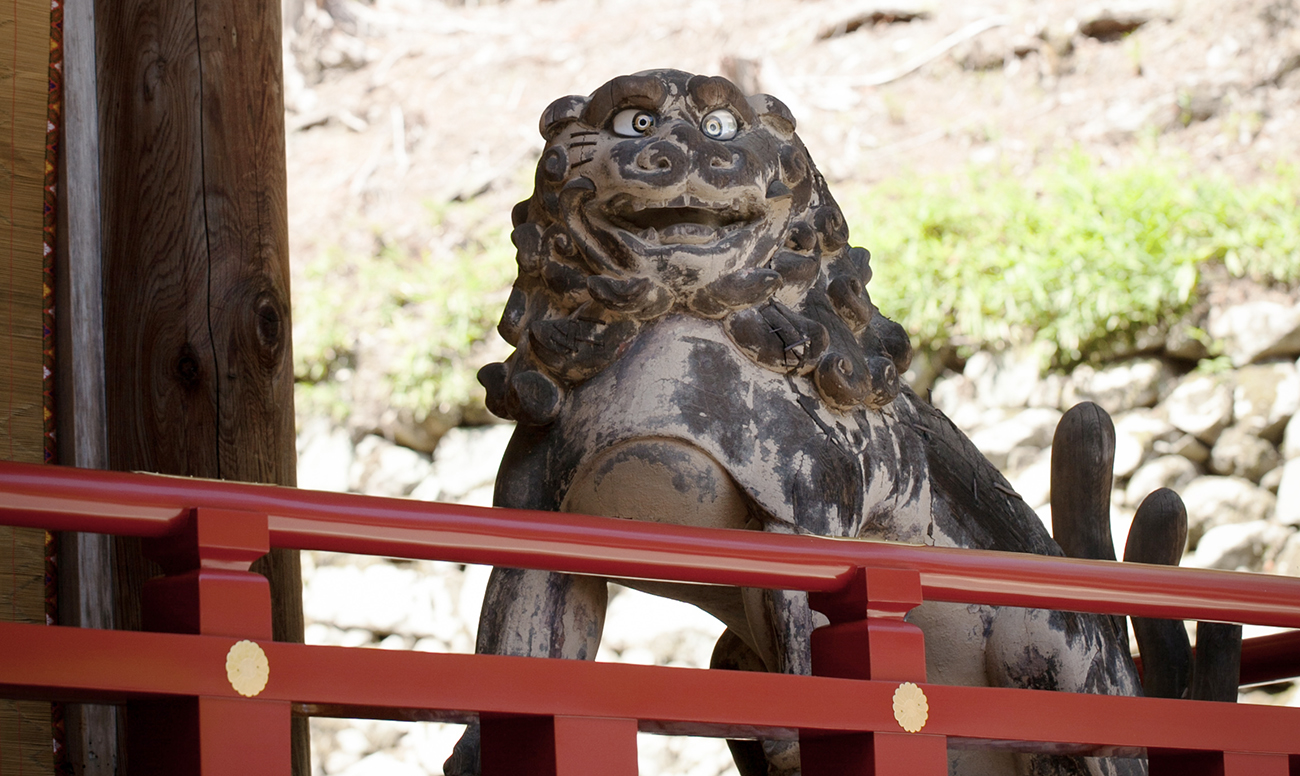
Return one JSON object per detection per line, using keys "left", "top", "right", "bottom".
{"left": 451, "top": 70, "right": 1217, "bottom": 776}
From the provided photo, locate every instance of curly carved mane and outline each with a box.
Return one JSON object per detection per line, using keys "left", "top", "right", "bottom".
{"left": 479, "top": 69, "right": 912, "bottom": 426}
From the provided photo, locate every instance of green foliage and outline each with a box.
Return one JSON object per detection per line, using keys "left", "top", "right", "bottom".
{"left": 293, "top": 200, "right": 516, "bottom": 420}
{"left": 842, "top": 153, "right": 1300, "bottom": 366}
{"left": 293, "top": 155, "right": 1300, "bottom": 425}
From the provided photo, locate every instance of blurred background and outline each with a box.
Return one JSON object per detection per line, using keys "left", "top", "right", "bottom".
{"left": 284, "top": 0, "right": 1300, "bottom": 773}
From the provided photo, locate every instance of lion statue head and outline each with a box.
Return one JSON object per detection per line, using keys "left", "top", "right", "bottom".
{"left": 479, "top": 69, "right": 912, "bottom": 427}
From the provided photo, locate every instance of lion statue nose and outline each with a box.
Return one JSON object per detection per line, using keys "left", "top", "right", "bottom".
{"left": 628, "top": 139, "right": 689, "bottom": 185}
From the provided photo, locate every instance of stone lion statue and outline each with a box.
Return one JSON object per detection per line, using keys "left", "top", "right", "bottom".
{"left": 448, "top": 69, "right": 1218, "bottom": 776}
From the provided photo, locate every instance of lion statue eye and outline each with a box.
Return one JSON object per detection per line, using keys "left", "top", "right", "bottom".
{"left": 700, "top": 109, "right": 739, "bottom": 140}
{"left": 612, "top": 108, "right": 657, "bottom": 137}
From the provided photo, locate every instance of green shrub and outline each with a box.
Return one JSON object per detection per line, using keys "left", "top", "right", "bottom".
{"left": 843, "top": 153, "right": 1300, "bottom": 366}
{"left": 294, "top": 154, "right": 1300, "bottom": 425}
{"left": 293, "top": 200, "right": 516, "bottom": 420}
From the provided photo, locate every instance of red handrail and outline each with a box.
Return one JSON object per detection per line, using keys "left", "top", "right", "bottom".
{"left": 3, "top": 460, "right": 1299, "bottom": 776}
{"left": 3, "top": 461, "right": 1300, "bottom": 626}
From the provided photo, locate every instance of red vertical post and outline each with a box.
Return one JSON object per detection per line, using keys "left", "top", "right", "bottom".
{"left": 803, "top": 568, "right": 948, "bottom": 775}
{"left": 127, "top": 508, "right": 290, "bottom": 776}
{"left": 481, "top": 715, "right": 638, "bottom": 776}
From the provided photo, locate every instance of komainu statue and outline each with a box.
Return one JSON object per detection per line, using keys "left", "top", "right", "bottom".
{"left": 448, "top": 69, "right": 1221, "bottom": 775}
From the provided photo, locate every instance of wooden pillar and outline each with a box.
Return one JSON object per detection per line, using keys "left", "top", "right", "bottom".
{"left": 55, "top": 0, "right": 119, "bottom": 771}
{"left": 95, "top": 0, "right": 306, "bottom": 770}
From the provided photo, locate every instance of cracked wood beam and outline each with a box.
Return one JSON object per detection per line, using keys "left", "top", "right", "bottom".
{"left": 96, "top": 0, "right": 306, "bottom": 771}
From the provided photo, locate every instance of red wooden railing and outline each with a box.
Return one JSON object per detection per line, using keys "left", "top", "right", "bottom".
{"left": 2, "top": 460, "right": 1299, "bottom": 775}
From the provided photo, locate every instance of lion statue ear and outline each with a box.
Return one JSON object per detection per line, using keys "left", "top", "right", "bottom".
{"left": 747, "top": 94, "right": 796, "bottom": 137}
{"left": 540, "top": 94, "right": 589, "bottom": 140}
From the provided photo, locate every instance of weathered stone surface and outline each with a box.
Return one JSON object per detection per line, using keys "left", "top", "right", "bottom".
{"left": 817, "top": 6, "right": 932, "bottom": 40}
{"left": 303, "top": 557, "right": 478, "bottom": 642}
{"left": 930, "top": 371, "right": 1023, "bottom": 434}
{"left": 1006, "top": 444, "right": 1043, "bottom": 475}
{"left": 1062, "top": 358, "right": 1176, "bottom": 415}
{"left": 1273, "top": 458, "right": 1300, "bottom": 527}
{"left": 1076, "top": 1, "right": 1174, "bottom": 39}
{"left": 348, "top": 434, "right": 432, "bottom": 497}
{"left": 297, "top": 418, "right": 355, "bottom": 493}
{"left": 1164, "top": 316, "right": 1211, "bottom": 361}
{"left": 1282, "top": 406, "right": 1300, "bottom": 460}
{"left": 1009, "top": 448, "right": 1052, "bottom": 509}
{"left": 410, "top": 424, "right": 516, "bottom": 505}
{"left": 312, "top": 719, "right": 435, "bottom": 776}
{"left": 1125, "top": 455, "right": 1199, "bottom": 507}
{"left": 1034, "top": 503, "right": 1053, "bottom": 535}
{"left": 1209, "top": 424, "right": 1282, "bottom": 483}
{"left": 1273, "top": 530, "right": 1300, "bottom": 576}
{"left": 1188, "top": 520, "right": 1289, "bottom": 572}
{"left": 1261, "top": 464, "right": 1286, "bottom": 493}
{"left": 929, "top": 373, "right": 983, "bottom": 429}
{"left": 1208, "top": 300, "right": 1300, "bottom": 366}
{"left": 1154, "top": 432, "right": 1210, "bottom": 464}
{"left": 1113, "top": 431, "right": 1145, "bottom": 479}
{"left": 1161, "top": 374, "right": 1234, "bottom": 444}
{"left": 953, "top": 28, "right": 1041, "bottom": 72}
{"left": 965, "top": 346, "right": 1044, "bottom": 409}
{"left": 1233, "top": 362, "right": 1300, "bottom": 442}
{"left": 1112, "top": 409, "right": 1179, "bottom": 479}
{"left": 970, "top": 407, "right": 1063, "bottom": 469}
{"left": 1182, "top": 475, "right": 1277, "bottom": 548}
{"left": 903, "top": 347, "right": 946, "bottom": 396}
{"left": 386, "top": 405, "right": 463, "bottom": 454}
{"left": 1027, "top": 372, "right": 1067, "bottom": 410}
{"left": 1109, "top": 503, "right": 1137, "bottom": 559}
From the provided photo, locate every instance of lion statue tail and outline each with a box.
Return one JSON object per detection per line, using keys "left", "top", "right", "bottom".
{"left": 1051, "top": 401, "right": 1241, "bottom": 702}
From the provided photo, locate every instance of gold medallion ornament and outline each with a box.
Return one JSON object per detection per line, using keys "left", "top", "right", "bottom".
{"left": 226, "top": 640, "right": 270, "bottom": 697}
{"left": 892, "top": 682, "right": 929, "bottom": 733}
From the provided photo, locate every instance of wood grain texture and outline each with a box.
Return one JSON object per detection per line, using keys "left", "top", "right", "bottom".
{"left": 1124, "top": 489, "right": 1192, "bottom": 700}
{"left": 1051, "top": 401, "right": 1117, "bottom": 562}
{"left": 54, "top": 1, "right": 118, "bottom": 770}
{"left": 96, "top": 0, "right": 305, "bottom": 770}
{"left": 1050, "top": 401, "right": 1126, "bottom": 650}
{"left": 1192, "top": 621, "right": 1243, "bottom": 703}
{"left": 56, "top": 0, "right": 107, "bottom": 472}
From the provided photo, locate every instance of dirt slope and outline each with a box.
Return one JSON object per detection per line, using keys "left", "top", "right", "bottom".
{"left": 286, "top": 0, "right": 1300, "bottom": 270}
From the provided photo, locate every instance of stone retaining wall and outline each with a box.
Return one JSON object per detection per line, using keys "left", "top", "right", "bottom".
{"left": 926, "top": 294, "right": 1300, "bottom": 575}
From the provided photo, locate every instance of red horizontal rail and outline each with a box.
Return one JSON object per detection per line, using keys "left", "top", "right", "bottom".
{"left": 1239, "top": 630, "right": 1300, "bottom": 686}
{"left": 5, "top": 461, "right": 1300, "bottom": 628}
{"left": 7, "top": 459, "right": 1300, "bottom": 775}
{"left": 4, "top": 621, "right": 1298, "bottom": 757}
